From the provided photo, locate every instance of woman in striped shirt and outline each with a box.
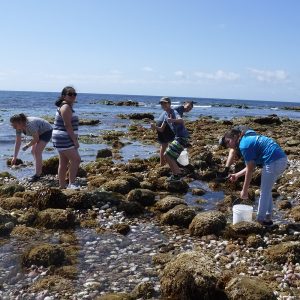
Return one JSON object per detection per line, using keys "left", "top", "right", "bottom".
{"left": 52, "top": 86, "right": 81, "bottom": 189}
{"left": 10, "top": 114, "right": 53, "bottom": 182}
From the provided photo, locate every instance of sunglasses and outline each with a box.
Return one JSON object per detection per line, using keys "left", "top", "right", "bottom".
{"left": 66, "top": 92, "right": 77, "bottom": 97}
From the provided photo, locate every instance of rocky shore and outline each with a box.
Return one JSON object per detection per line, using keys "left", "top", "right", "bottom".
{"left": 0, "top": 114, "right": 300, "bottom": 299}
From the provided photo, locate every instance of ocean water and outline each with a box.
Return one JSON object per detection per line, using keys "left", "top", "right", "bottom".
{"left": 0, "top": 90, "right": 299, "bottom": 178}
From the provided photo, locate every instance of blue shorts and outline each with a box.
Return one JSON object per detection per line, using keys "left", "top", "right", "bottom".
{"left": 39, "top": 130, "right": 52, "bottom": 143}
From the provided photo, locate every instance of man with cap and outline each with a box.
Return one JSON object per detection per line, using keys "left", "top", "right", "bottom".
{"left": 218, "top": 125, "right": 251, "bottom": 179}
{"left": 151, "top": 97, "right": 189, "bottom": 181}
{"left": 155, "top": 97, "right": 193, "bottom": 166}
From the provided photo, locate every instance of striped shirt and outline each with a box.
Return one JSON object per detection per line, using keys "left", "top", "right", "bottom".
{"left": 16, "top": 117, "right": 52, "bottom": 136}
{"left": 52, "top": 105, "right": 79, "bottom": 150}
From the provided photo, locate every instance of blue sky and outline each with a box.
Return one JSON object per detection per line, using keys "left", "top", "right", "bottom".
{"left": 0, "top": 0, "right": 299, "bottom": 101}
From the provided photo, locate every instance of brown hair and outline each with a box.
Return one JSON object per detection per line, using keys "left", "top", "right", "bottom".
{"left": 10, "top": 113, "right": 27, "bottom": 124}
{"left": 224, "top": 128, "right": 241, "bottom": 139}
{"left": 55, "top": 86, "right": 75, "bottom": 107}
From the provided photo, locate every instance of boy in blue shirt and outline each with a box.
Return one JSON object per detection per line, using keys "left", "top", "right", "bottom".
{"left": 151, "top": 97, "right": 189, "bottom": 181}
{"left": 222, "top": 128, "right": 287, "bottom": 225}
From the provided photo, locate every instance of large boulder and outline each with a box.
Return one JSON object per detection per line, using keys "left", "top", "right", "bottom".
{"left": 189, "top": 211, "right": 227, "bottom": 237}
{"left": 22, "top": 243, "right": 66, "bottom": 267}
{"left": 161, "top": 205, "right": 196, "bottom": 227}
{"left": 127, "top": 189, "right": 155, "bottom": 206}
{"left": 155, "top": 196, "right": 186, "bottom": 212}
{"left": 225, "top": 276, "right": 276, "bottom": 300}
{"left": 160, "top": 251, "right": 225, "bottom": 300}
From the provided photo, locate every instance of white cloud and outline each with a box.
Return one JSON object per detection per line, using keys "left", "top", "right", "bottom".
{"left": 248, "top": 68, "right": 288, "bottom": 82}
{"left": 142, "top": 66, "right": 153, "bottom": 72}
{"left": 109, "top": 70, "right": 122, "bottom": 76}
{"left": 175, "top": 70, "right": 184, "bottom": 76}
{"left": 194, "top": 70, "right": 240, "bottom": 81}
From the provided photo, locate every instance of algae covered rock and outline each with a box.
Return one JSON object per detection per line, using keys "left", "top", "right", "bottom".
{"left": 246, "top": 235, "right": 264, "bottom": 248}
{"left": 17, "top": 208, "right": 38, "bottom": 226}
{"left": 35, "top": 208, "right": 76, "bottom": 229}
{"left": 118, "top": 201, "right": 144, "bottom": 216}
{"left": 95, "top": 293, "right": 132, "bottom": 300}
{"left": 22, "top": 243, "right": 67, "bottom": 267}
{"left": 42, "top": 156, "right": 59, "bottom": 175}
{"left": 0, "top": 208, "right": 17, "bottom": 236}
{"left": 224, "top": 221, "right": 264, "bottom": 239}
{"left": 33, "top": 188, "right": 67, "bottom": 210}
{"left": 127, "top": 188, "right": 155, "bottom": 206}
{"left": 189, "top": 211, "right": 227, "bottom": 237}
{"left": 0, "top": 207, "right": 17, "bottom": 224}
{"left": 111, "top": 223, "right": 130, "bottom": 235}
{"left": 64, "top": 190, "right": 93, "bottom": 209}
{"left": 164, "top": 179, "right": 189, "bottom": 193}
{"left": 160, "top": 251, "right": 224, "bottom": 300}
{"left": 119, "top": 175, "right": 141, "bottom": 189}
{"left": 0, "top": 196, "right": 29, "bottom": 210}
{"left": 28, "top": 275, "right": 73, "bottom": 293}
{"left": 225, "top": 276, "right": 276, "bottom": 300}
{"left": 0, "top": 172, "right": 15, "bottom": 179}
{"left": 6, "top": 158, "right": 23, "bottom": 166}
{"left": 102, "top": 179, "right": 132, "bottom": 195}
{"left": 264, "top": 241, "right": 300, "bottom": 264}
{"left": 161, "top": 205, "right": 196, "bottom": 227}
{"left": 131, "top": 282, "right": 156, "bottom": 299}
{"left": 0, "top": 183, "right": 25, "bottom": 197}
{"left": 96, "top": 148, "right": 113, "bottom": 159}
{"left": 11, "top": 225, "right": 38, "bottom": 238}
{"left": 155, "top": 195, "right": 186, "bottom": 212}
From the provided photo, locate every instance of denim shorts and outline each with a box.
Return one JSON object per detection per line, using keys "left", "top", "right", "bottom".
{"left": 39, "top": 130, "right": 53, "bottom": 143}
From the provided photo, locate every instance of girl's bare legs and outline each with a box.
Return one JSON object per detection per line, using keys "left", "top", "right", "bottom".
{"left": 31, "top": 140, "right": 47, "bottom": 176}
{"left": 58, "top": 151, "right": 69, "bottom": 188}
{"left": 64, "top": 148, "right": 81, "bottom": 185}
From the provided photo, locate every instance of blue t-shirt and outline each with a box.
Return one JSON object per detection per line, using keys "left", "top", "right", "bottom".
{"left": 239, "top": 133, "right": 286, "bottom": 166}
{"left": 157, "top": 105, "right": 184, "bottom": 124}
{"left": 159, "top": 109, "right": 189, "bottom": 138}
{"left": 175, "top": 105, "right": 184, "bottom": 118}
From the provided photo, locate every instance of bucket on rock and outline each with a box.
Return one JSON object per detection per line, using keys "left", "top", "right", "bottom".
{"left": 177, "top": 149, "right": 189, "bottom": 166}
{"left": 232, "top": 204, "right": 253, "bottom": 224}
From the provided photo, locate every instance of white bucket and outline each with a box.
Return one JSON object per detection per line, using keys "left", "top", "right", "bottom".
{"left": 232, "top": 204, "right": 253, "bottom": 224}
{"left": 177, "top": 149, "right": 189, "bottom": 166}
